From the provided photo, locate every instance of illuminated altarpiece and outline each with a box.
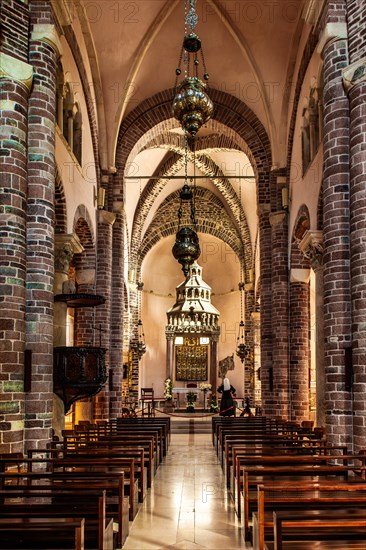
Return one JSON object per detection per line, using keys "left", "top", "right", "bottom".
{"left": 165, "top": 262, "right": 220, "bottom": 387}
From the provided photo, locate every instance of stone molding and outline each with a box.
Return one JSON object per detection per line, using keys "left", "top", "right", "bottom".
{"left": 269, "top": 211, "right": 287, "bottom": 227}
{"left": 31, "top": 24, "right": 63, "bottom": 56}
{"left": 0, "top": 52, "right": 33, "bottom": 91}
{"left": 317, "top": 22, "right": 348, "bottom": 56}
{"left": 290, "top": 268, "right": 311, "bottom": 284}
{"left": 257, "top": 203, "right": 271, "bottom": 216}
{"left": 343, "top": 56, "right": 366, "bottom": 94}
{"left": 98, "top": 210, "right": 116, "bottom": 226}
{"left": 299, "top": 230, "right": 323, "bottom": 271}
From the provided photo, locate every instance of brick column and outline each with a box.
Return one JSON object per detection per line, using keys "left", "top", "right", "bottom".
{"left": 269, "top": 210, "right": 289, "bottom": 418}
{"left": 289, "top": 269, "right": 310, "bottom": 423}
{"left": 109, "top": 206, "right": 124, "bottom": 419}
{"left": 258, "top": 204, "right": 272, "bottom": 415}
{"left": 244, "top": 285, "right": 255, "bottom": 403}
{"left": 210, "top": 334, "right": 219, "bottom": 389}
{"left": 318, "top": 21, "right": 353, "bottom": 448}
{"left": 344, "top": 0, "right": 366, "bottom": 451}
{"left": 299, "top": 230, "right": 325, "bottom": 428}
{"left": 24, "top": 21, "right": 61, "bottom": 449}
{"left": 0, "top": 52, "right": 33, "bottom": 453}
{"left": 94, "top": 210, "right": 115, "bottom": 420}
{"left": 251, "top": 312, "right": 261, "bottom": 408}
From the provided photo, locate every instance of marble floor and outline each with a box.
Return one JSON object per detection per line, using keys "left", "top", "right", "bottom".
{"left": 123, "top": 415, "right": 251, "bottom": 550}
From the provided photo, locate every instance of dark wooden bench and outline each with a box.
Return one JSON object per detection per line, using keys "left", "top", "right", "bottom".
{"left": 236, "top": 452, "right": 363, "bottom": 519}
{"left": 232, "top": 444, "right": 348, "bottom": 496}
{"left": 0, "top": 517, "right": 85, "bottom": 550}
{"left": 270, "top": 509, "right": 366, "bottom": 550}
{"left": 0, "top": 488, "right": 113, "bottom": 549}
{"left": 1, "top": 454, "right": 137, "bottom": 523}
{"left": 227, "top": 440, "right": 345, "bottom": 488}
{"left": 0, "top": 470, "right": 127, "bottom": 547}
{"left": 255, "top": 482, "right": 366, "bottom": 550}
{"left": 242, "top": 462, "right": 365, "bottom": 535}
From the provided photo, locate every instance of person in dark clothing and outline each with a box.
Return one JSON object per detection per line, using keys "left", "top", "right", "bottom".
{"left": 217, "top": 377, "right": 236, "bottom": 416}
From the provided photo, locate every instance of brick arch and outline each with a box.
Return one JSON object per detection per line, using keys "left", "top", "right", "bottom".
{"left": 115, "top": 88, "right": 271, "bottom": 201}
{"left": 129, "top": 148, "right": 252, "bottom": 274}
{"left": 72, "top": 206, "right": 96, "bottom": 289}
{"left": 290, "top": 204, "right": 311, "bottom": 270}
{"left": 55, "top": 168, "right": 67, "bottom": 234}
{"left": 138, "top": 187, "right": 242, "bottom": 265}
{"left": 141, "top": 130, "right": 244, "bottom": 155}
{"left": 73, "top": 205, "right": 95, "bottom": 242}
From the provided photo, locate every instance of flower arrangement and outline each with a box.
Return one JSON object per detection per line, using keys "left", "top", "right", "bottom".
{"left": 186, "top": 390, "right": 195, "bottom": 412}
{"left": 164, "top": 378, "right": 173, "bottom": 401}
{"left": 199, "top": 382, "right": 212, "bottom": 392}
{"left": 210, "top": 393, "right": 219, "bottom": 413}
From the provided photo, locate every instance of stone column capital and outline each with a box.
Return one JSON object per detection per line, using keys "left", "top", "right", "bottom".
{"left": 0, "top": 53, "right": 33, "bottom": 91}
{"left": 299, "top": 230, "right": 324, "bottom": 271}
{"left": 54, "top": 233, "right": 84, "bottom": 273}
{"left": 257, "top": 203, "right": 271, "bottom": 216}
{"left": 269, "top": 210, "right": 287, "bottom": 227}
{"left": 31, "top": 24, "right": 63, "bottom": 57}
{"left": 317, "top": 22, "right": 348, "bottom": 56}
{"left": 98, "top": 210, "right": 116, "bottom": 226}
{"left": 290, "top": 268, "right": 311, "bottom": 284}
{"left": 343, "top": 56, "right": 366, "bottom": 94}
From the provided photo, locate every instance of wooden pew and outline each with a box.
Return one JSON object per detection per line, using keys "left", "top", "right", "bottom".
{"left": 211, "top": 416, "right": 276, "bottom": 447}
{"left": 226, "top": 440, "right": 345, "bottom": 488}
{"left": 242, "top": 462, "right": 365, "bottom": 536}
{"left": 0, "top": 517, "right": 85, "bottom": 550}
{"left": 28, "top": 448, "right": 145, "bottom": 507}
{"left": 0, "top": 470, "right": 126, "bottom": 548}
{"left": 235, "top": 451, "right": 360, "bottom": 518}
{"left": 0, "top": 489, "right": 113, "bottom": 550}
{"left": 231, "top": 444, "right": 348, "bottom": 500}
{"left": 255, "top": 482, "right": 366, "bottom": 550}
{"left": 271, "top": 509, "right": 366, "bottom": 550}
{"left": 1, "top": 454, "right": 138, "bottom": 523}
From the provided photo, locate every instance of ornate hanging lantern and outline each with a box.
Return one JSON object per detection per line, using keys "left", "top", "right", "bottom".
{"left": 236, "top": 282, "right": 248, "bottom": 363}
{"left": 172, "top": 0, "right": 213, "bottom": 275}
{"left": 132, "top": 280, "right": 146, "bottom": 359}
{"left": 172, "top": 1, "right": 213, "bottom": 137}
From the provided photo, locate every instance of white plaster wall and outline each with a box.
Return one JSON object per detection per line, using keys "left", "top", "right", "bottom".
{"left": 288, "top": 49, "right": 323, "bottom": 241}
{"left": 55, "top": 34, "right": 97, "bottom": 236}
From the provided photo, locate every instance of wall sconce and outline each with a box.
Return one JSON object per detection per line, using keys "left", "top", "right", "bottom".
{"left": 97, "top": 187, "right": 105, "bottom": 210}
{"left": 281, "top": 187, "right": 289, "bottom": 210}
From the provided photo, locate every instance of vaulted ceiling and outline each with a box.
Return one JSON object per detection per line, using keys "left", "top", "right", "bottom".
{"left": 77, "top": 0, "right": 310, "bottom": 280}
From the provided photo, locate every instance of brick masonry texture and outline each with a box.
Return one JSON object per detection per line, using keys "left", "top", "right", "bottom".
{"left": 94, "top": 213, "right": 114, "bottom": 420}
{"left": 322, "top": 1, "right": 353, "bottom": 450}
{"left": 24, "top": 1, "right": 58, "bottom": 451}
{"left": 347, "top": 1, "right": 366, "bottom": 450}
{"left": 0, "top": 0, "right": 30, "bottom": 63}
{"left": 0, "top": 1, "right": 31, "bottom": 454}
{"left": 290, "top": 282, "right": 310, "bottom": 422}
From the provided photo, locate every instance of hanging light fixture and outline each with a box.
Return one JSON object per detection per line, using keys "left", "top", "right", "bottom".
{"left": 134, "top": 280, "right": 146, "bottom": 359}
{"left": 236, "top": 281, "right": 248, "bottom": 363}
{"left": 172, "top": 0, "right": 212, "bottom": 275}
{"left": 236, "top": 182, "right": 248, "bottom": 363}
{"left": 172, "top": 132, "right": 201, "bottom": 275}
{"left": 172, "top": 0, "right": 213, "bottom": 138}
